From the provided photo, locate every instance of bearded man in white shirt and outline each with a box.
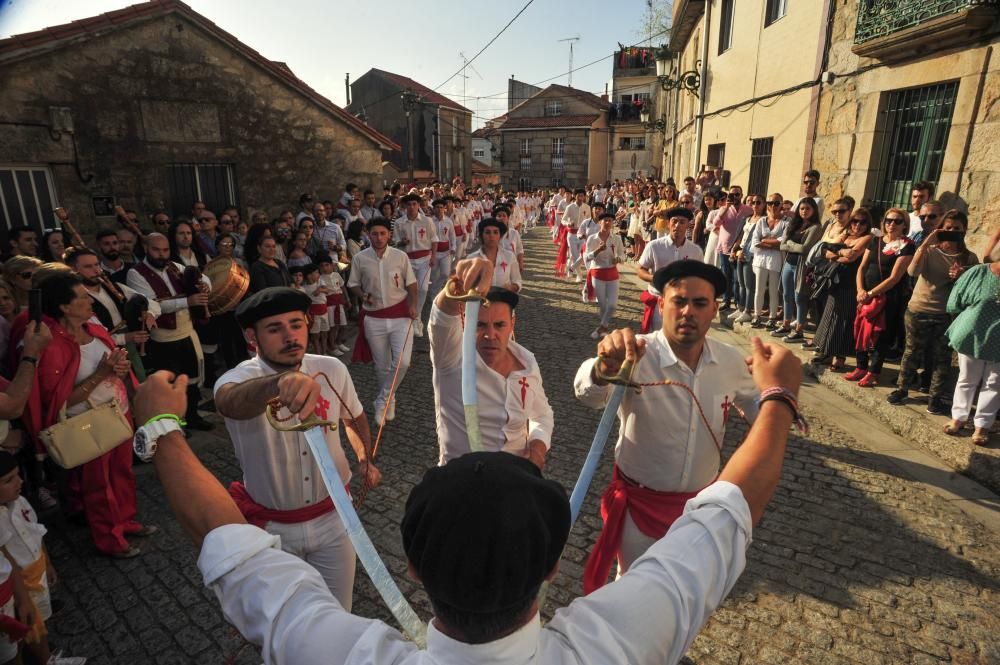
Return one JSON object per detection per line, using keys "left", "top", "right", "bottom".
{"left": 574, "top": 260, "right": 759, "bottom": 592}
{"left": 214, "top": 287, "right": 380, "bottom": 610}
{"left": 429, "top": 257, "right": 552, "bottom": 467}
{"left": 134, "top": 326, "right": 801, "bottom": 665}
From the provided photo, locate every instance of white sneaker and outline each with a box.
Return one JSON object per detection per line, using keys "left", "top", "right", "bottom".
{"left": 37, "top": 487, "right": 58, "bottom": 510}
{"left": 374, "top": 404, "right": 385, "bottom": 427}
{"left": 386, "top": 400, "right": 396, "bottom": 421}
{"left": 736, "top": 312, "right": 753, "bottom": 323}
{"left": 47, "top": 652, "right": 87, "bottom": 665}
{"left": 413, "top": 321, "right": 424, "bottom": 337}
{"left": 331, "top": 347, "right": 344, "bottom": 356}
{"left": 338, "top": 343, "right": 350, "bottom": 353}
{"left": 727, "top": 309, "right": 742, "bottom": 320}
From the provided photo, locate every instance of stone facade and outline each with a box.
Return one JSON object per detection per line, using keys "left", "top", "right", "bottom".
{"left": 0, "top": 5, "right": 391, "bottom": 234}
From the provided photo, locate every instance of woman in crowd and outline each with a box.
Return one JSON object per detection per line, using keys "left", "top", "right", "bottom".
{"left": 729, "top": 194, "right": 764, "bottom": 324}
{"left": 888, "top": 210, "right": 979, "bottom": 412}
{"left": 0, "top": 280, "right": 16, "bottom": 371}
{"left": 378, "top": 200, "right": 395, "bottom": 221}
{"left": 2, "top": 256, "right": 42, "bottom": 311}
{"left": 702, "top": 190, "right": 723, "bottom": 266}
{"left": 693, "top": 189, "right": 717, "bottom": 251}
{"left": 346, "top": 220, "right": 366, "bottom": 261}
{"left": 24, "top": 272, "right": 154, "bottom": 558}
{"left": 845, "top": 208, "right": 916, "bottom": 387}
{"left": 774, "top": 197, "right": 822, "bottom": 341}
{"left": 285, "top": 230, "right": 313, "bottom": 268}
{"left": 242, "top": 222, "right": 271, "bottom": 266}
{"left": 248, "top": 235, "right": 291, "bottom": 293}
{"left": 215, "top": 232, "right": 246, "bottom": 269}
{"left": 297, "top": 217, "right": 323, "bottom": 256}
{"left": 812, "top": 208, "right": 873, "bottom": 370}
{"left": 750, "top": 193, "right": 787, "bottom": 328}
{"left": 944, "top": 255, "right": 1000, "bottom": 445}
{"left": 41, "top": 230, "right": 66, "bottom": 263}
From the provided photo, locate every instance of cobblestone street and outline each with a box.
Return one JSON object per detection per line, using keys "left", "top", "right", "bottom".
{"left": 45, "top": 228, "right": 1000, "bottom": 664}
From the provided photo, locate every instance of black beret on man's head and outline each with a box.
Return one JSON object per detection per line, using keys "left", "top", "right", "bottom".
{"left": 235, "top": 287, "right": 311, "bottom": 328}
{"left": 652, "top": 259, "right": 727, "bottom": 296}
{"left": 401, "top": 452, "right": 570, "bottom": 614}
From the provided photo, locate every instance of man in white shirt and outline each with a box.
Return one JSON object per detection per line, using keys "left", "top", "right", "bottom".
{"left": 447, "top": 196, "right": 470, "bottom": 260}
{"left": 127, "top": 233, "right": 213, "bottom": 430}
{"left": 559, "top": 189, "right": 591, "bottom": 282}
{"left": 577, "top": 200, "right": 605, "bottom": 246}
{"left": 583, "top": 213, "right": 625, "bottom": 339}
{"left": 636, "top": 208, "right": 704, "bottom": 333}
{"left": 133, "top": 329, "right": 801, "bottom": 665}
{"left": 359, "top": 189, "right": 380, "bottom": 222}
{"left": 574, "top": 260, "right": 758, "bottom": 592}
{"left": 393, "top": 194, "right": 437, "bottom": 336}
{"left": 467, "top": 219, "right": 522, "bottom": 292}
{"left": 429, "top": 258, "right": 552, "bottom": 466}
{"left": 348, "top": 218, "right": 418, "bottom": 425}
{"left": 215, "top": 287, "right": 380, "bottom": 610}
{"left": 314, "top": 201, "right": 348, "bottom": 257}
{"left": 429, "top": 199, "right": 456, "bottom": 298}
{"left": 492, "top": 206, "right": 524, "bottom": 272}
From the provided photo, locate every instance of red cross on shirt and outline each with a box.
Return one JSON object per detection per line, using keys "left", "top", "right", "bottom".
{"left": 519, "top": 376, "right": 529, "bottom": 407}
{"left": 499, "top": 260, "right": 508, "bottom": 272}
{"left": 314, "top": 395, "right": 331, "bottom": 421}
{"left": 721, "top": 395, "right": 733, "bottom": 423}
{"left": 393, "top": 273, "right": 400, "bottom": 288}
{"left": 418, "top": 227, "right": 426, "bottom": 239}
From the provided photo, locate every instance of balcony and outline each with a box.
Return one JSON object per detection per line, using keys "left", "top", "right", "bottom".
{"left": 612, "top": 47, "right": 657, "bottom": 76}
{"left": 853, "top": 0, "right": 1000, "bottom": 61}
{"left": 610, "top": 101, "right": 649, "bottom": 123}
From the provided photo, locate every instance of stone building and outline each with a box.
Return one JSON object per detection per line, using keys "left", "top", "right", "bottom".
{"left": 664, "top": 0, "right": 1000, "bottom": 253}
{"left": 0, "top": 0, "right": 397, "bottom": 235}
{"left": 608, "top": 45, "right": 662, "bottom": 180}
{"left": 348, "top": 69, "right": 473, "bottom": 184}
{"left": 494, "top": 84, "right": 609, "bottom": 191}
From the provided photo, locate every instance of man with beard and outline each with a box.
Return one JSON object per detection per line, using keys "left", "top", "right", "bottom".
{"left": 348, "top": 218, "right": 417, "bottom": 426}
{"left": 96, "top": 229, "right": 133, "bottom": 283}
{"left": 574, "top": 260, "right": 758, "bottom": 592}
{"left": 393, "top": 193, "right": 437, "bottom": 336}
{"left": 430, "top": 258, "right": 552, "bottom": 467}
{"left": 214, "top": 287, "right": 380, "bottom": 609}
{"left": 65, "top": 246, "right": 157, "bottom": 347}
{"left": 127, "top": 233, "right": 213, "bottom": 430}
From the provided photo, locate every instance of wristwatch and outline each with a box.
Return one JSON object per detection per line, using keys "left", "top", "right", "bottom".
{"left": 133, "top": 417, "right": 183, "bottom": 462}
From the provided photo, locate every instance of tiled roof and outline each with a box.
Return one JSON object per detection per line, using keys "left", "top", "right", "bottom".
{"left": 366, "top": 69, "right": 472, "bottom": 114}
{"left": 498, "top": 114, "right": 600, "bottom": 129}
{"left": 0, "top": 0, "right": 399, "bottom": 151}
{"left": 471, "top": 158, "right": 496, "bottom": 173}
{"left": 472, "top": 126, "right": 498, "bottom": 138}
{"left": 545, "top": 84, "right": 607, "bottom": 110}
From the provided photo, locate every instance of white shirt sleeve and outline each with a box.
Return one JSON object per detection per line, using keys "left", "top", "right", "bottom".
{"left": 573, "top": 357, "right": 613, "bottom": 409}
{"left": 509, "top": 254, "right": 522, "bottom": 290}
{"left": 526, "top": 374, "right": 554, "bottom": 448}
{"left": 428, "top": 304, "right": 463, "bottom": 372}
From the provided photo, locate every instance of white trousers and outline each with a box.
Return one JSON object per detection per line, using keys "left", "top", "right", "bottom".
{"left": 753, "top": 265, "right": 781, "bottom": 318}
{"left": 952, "top": 354, "right": 1000, "bottom": 428}
{"left": 364, "top": 315, "right": 413, "bottom": 411}
{"left": 454, "top": 236, "right": 467, "bottom": 261}
{"left": 266, "top": 511, "right": 356, "bottom": 610}
{"left": 412, "top": 258, "right": 432, "bottom": 317}
{"left": 567, "top": 234, "right": 584, "bottom": 273}
{"left": 593, "top": 277, "right": 620, "bottom": 328}
{"left": 616, "top": 510, "right": 656, "bottom": 578}
{"left": 430, "top": 252, "right": 452, "bottom": 299}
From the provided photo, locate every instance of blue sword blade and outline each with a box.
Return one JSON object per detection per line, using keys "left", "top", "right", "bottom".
{"left": 568, "top": 384, "right": 626, "bottom": 525}
{"left": 462, "top": 300, "right": 483, "bottom": 452}
{"left": 302, "top": 426, "right": 427, "bottom": 646}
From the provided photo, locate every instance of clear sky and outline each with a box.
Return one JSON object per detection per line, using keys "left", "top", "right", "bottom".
{"left": 0, "top": 0, "right": 666, "bottom": 127}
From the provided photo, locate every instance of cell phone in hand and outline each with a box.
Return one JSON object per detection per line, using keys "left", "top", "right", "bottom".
{"left": 28, "top": 289, "right": 42, "bottom": 327}
{"left": 937, "top": 231, "right": 964, "bottom": 242}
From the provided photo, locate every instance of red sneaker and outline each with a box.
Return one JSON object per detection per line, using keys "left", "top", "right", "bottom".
{"left": 858, "top": 372, "right": 879, "bottom": 388}
{"left": 844, "top": 368, "right": 866, "bottom": 381}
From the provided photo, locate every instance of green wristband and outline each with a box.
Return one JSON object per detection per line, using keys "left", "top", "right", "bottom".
{"left": 143, "top": 414, "right": 187, "bottom": 427}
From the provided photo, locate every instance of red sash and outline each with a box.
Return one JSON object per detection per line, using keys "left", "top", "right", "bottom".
{"left": 309, "top": 303, "right": 328, "bottom": 316}
{"left": 435, "top": 241, "right": 450, "bottom": 252}
{"left": 351, "top": 299, "right": 411, "bottom": 363}
{"left": 454, "top": 225, "right": 465, "bottom": 238}
{"left": 407, "top": 250, "right": 432, "bottom": 260}
{"left": 639, "top": 290, "right": 659, "bottom": 334}
{"left": 0, "top": 576, "right": 29, "bottom": 642}
{"left": 0, "top": 577, "right": 11, "bottom": 607}
{"left": 326, "top": 292, "right": 347, "bottom": 306}
{"left": 554, "top": 226, "right": 570, "bottom": 276}
{"left": 133, "top": 262, "right": 185, "bottom": 329}
{"left": 228, "top": 481, "right": 336, "bottom": 529}
{"left": 583, "top": 466, "right": 698, "bottom": 594}
{"left": 585, "top": 267, "right": 620, "bottom": 302}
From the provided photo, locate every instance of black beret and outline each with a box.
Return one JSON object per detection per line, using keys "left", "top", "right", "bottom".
{"left": 400, "top": 193, "right": 421, "bottom": 204}
{"left": 314, "top": 252, "right": 334, "bottom": 264}
{"left": 432, "top": 198, "right": 447, "bottom": 207}
{"left": 367, "top": 217, "right": 392, "bottom": 232}
{"left": 486, "top": 286, "right": 518, "bottom": 312}
{"left": 235, "top": 287, "right": 311, "bottom": 328}
{"left": 599, "top": 212, "right": 616, "bottom": 221}
{"left": 651, "top": 259, "right": 727, "bottom": 296}
{"left": 477, "top": 217, "right": 508, "bottom": 238}
{"left": 401, "top": 452, "right": 569, "bottom": 613}
{"left": 666, "top": 207, "right": 694, "bottom": 221}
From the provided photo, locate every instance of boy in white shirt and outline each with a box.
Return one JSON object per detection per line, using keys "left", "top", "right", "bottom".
{"left": 301, "top": 264, "right": 330, "bottom": 356}
{"left": 317, "top": 254, "right": 350, "bottom": 356}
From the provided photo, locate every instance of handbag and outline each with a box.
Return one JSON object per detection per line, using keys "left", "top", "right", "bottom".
{"left": 38, "top": 398, "right": 133, "bottom": 469}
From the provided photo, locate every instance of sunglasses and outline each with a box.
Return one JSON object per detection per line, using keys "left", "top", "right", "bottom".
{"left": 766, "top": 201, "right": 781, "bottom": 206}
{"left": 18, "top": 271, "right": 33, "bottom": 280}
{"left": 886, "top": 217, "right": 908, "bottom": 225}
{"left": 832, "top": 208, "right": 848, "bottom": 214}
{"left": 749, "top": 200, "right": 764, "bottom": 205}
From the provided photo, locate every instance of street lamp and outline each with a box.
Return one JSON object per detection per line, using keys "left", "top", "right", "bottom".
{"left": 639, "top": 107, "right": 668, "bottom": 134}
{"left": 400, "top": 90, "right": 422, "bottom": 183}
{"left": 654, "top": 48, "right": 701, "bottom": 98}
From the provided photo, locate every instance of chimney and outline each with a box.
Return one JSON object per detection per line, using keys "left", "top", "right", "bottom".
{"left": 345, "top": 73, "right": 351, "bottom": 106}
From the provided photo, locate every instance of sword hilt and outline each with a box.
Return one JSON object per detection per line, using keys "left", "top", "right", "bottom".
{"left": 443, "top": 281, "right": 490, "bottom": 306}
{"left": 265, "top": 398, "right": 338, "bottom": 432}
{"left": 594, "top": 354, "right": 641, "bottom": 392}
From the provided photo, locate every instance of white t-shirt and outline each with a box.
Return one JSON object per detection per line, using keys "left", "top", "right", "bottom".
{"left": 467, "top": 248, "right": 522, "bottom": 291}
{"left": 214, "top": 355, "right": 362, "bottom": 511}
{"left": 638, "top": 237, "right": 705, "bottom": 294}
{"left": 347, "top": 247, "right": 416, "bottom": 311}
{"left": 67, "top": 338, "right": 129, "bottom": 417}
{"left": 0, "top": 496, "right": 46, "bottom": 566}
{"left": 393, "top": 216, "right": 438, "bottom": 257}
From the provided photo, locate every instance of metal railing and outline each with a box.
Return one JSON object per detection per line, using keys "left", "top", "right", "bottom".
{"left": 854, "top": 0, "right": 999, "bottom": 43}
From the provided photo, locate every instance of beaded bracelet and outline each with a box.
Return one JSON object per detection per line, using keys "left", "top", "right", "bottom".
{"left": 758, "top": 387, "right": 809, "bottom": 436}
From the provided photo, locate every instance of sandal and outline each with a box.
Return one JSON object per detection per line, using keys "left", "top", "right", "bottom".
{"left": 858, "top": 372, "right": 879, "bottom": 388}
{"left": 829, "top": 358, "right": 846, "bottom": 372}
{"left": 942, "top": 422, "right": 962, "bottom": 436}
{"left": 972, "top": 431, "right": 989, "bottom": 446}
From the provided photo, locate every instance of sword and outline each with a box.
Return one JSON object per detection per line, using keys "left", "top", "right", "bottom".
{"left": 265, "top": 404, "right": 426, "bottom": 645}
{"left": 444, "top": 285, "right": 489, "bottom": 452}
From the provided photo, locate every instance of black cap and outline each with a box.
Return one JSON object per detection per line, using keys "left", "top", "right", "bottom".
{"left": 651, "top": 259, "right": 727, "bottom": 296}
{"left": 401, "top": 452, "right": 570, "bottom": 613}
{"left": 432, "top": 198, "right": 447, "bottom": 207}
{"left": 314, "top": 252, "right": 334, "bottom": 265}
{"left": 492, "top": 205, "right": 511, "bottom": 217}
{"left": 477, "top": 217, "right": 507, "bottom": 239}
{"left": 235, "top": 287, "right": 311, "bottom": 328}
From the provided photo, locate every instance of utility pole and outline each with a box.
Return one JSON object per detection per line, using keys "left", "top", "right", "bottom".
{"left": 345, "top": 73, "right": 351, "bottom": 107}
{"left": 558, "top": 36, "right": 581, "bottom": 87}
{"left": 401, "top": 90, "right": 421, "bottom": 185}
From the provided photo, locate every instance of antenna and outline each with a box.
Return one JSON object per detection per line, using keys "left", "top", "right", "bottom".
{"left": 558, "top": 36, "right": 581, "bottom": 87}
{"left": 459, "top": 51, "right": 484, "bottom": 105}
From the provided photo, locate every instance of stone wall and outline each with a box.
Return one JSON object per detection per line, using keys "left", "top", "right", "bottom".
{"left": 0, "top": 12, "right": 384, "bottom": 233}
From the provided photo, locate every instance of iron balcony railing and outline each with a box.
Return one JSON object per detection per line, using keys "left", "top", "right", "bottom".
{"left": 854, "top": 0, "right": 999, "bottom": 43}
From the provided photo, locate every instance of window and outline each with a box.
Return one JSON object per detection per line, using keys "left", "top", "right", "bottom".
{"left": 551, "top": 178, "right": 563, "bottom": 188}
{"left": 551, "top": 155, "right": 566, "bottom": 171}
{"left": 473, "top": 148, "right": 486, "bottom": 158}
{"left": 719, "top": 0, "right": 735, "bottom": 54}
{"left": 519, "top": 156, "right": 532, "bottom": 171}
{"left": 551, "top": 138, "right": 565, "bottom": 155}
{"left": 748, "top": 137, "right": 774, "bottom": 196}
{"left": 446, "top": 152, "right": 452, "bottom": 179}
{"left": 544, "top": 100, "right": 562, "bottom": 117}
{"left": 619, "top": 137, "right": 646, "bottom": 151}
{"left": 765, "top": 0, "right": 788, "bottom": 27}
{"left": 458, "top": 152, "right": 464, "bottom": 177}
{"left": 518, "top": 177, "right": 531, "bottom": 191}
{"left": 869, "top": 82, "right": 958, "bottom": 215}
{"left": 519, "top": 138, "right": 531, "bottom": 156}
{"left": 167, "top": 163, "right": 237, "bottom": 218}
{"left": 0, "top": 166, "right": 58, "bottom": 233}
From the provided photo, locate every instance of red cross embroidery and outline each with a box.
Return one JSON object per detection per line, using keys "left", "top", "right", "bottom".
{"left": 314, "top": 395, "right": 331, "bottom": 421}
{"left": 418, "top": 227, "right": 426, "bottom": 239}
{"left": 519, "top": 377, "right": 529, "bottom": 408}
{"left": 21, "top": 509, "right": 31, "bottom": 522}
{"left": 499, "top": 260, "right": 508, "bottom": 272}
{"left": 393, "top": 273, "right": 400, "bottom": 288}
{"left": 721, "top": 395, "right": 733, "bottom": 423}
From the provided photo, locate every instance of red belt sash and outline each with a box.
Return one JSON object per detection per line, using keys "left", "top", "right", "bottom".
{"left": 639, "top": 290, "right": 659, "bottom": 333}
{"left": 309, "top": 303, "right": 328, "bottom": 316}
{"left": 228, "top": 481, "right": 338, "bottom": 529}
{"left": 454, "top": 226, "right": 465, "bottom": 237}
{"left": 583, "top": 465, "right": 698, "bottom": 594}
{"left": 585, "top": 266, "right": 620, "bottom": 301}
{"left": 407, "top": 250, "right": 432, "bottom": 260}
{"left": 326, "top": 292, "right": 347, "bottom": 306}
{"left": 553, "top": 225, "right": 570, "bottom": 276}
{"left": 352, "top": 298, "right": 411, "bottom": 363}
{"left": 435, "top": 241, "right": 450, "bottom": 252}
{"left": 0, "top": 575, "right": 30, "bottom": 642}
{"left": 0, "top": 577, "right": 11, "bottom": 607}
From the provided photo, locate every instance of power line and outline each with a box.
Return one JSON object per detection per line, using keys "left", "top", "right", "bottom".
{"left": 434, "top": 0, "right": 536, "bottom": 91}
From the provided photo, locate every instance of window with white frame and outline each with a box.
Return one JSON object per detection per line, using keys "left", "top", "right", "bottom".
{"left": 0, "top": 165, "right": 59, "bottom": 233}
{"left": 473, "top": 148, "right": 486, "bottom": 158}
{"left": 618, "top": 136, "right": 646, "bottom": 151}
{"left": 551, "top": 138, "right": 565, "bottom": 155}
{"left": 519, "top": 138, "right": 531, "bottom": 156}
{"left": 544, "top": 100, "right": 562, "bottom": 117}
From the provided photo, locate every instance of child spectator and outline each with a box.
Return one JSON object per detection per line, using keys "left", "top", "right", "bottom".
{"left": 317, "top": 255, "right": 349, "bottom": 357}
{"left": 301, "top": 264, "right": 330, "bottom": 355}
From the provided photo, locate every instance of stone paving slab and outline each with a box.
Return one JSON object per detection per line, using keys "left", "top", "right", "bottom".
{"left": 41, "top": 228, "right": 1000, "bottom": 664}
